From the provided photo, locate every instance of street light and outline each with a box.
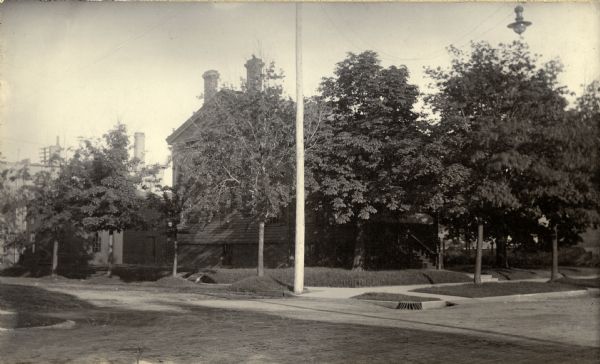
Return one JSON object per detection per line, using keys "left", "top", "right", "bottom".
{"left": 507, "top": 5, "right": 532, "bottom": 35}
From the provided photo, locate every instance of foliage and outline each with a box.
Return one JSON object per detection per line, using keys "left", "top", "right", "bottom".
{"left": 175, "top": 64, "right": 296, "bottom": 226}
{"left": 26, "top": 162, "right": 78, "bottom": 249}
{"left": 0, "top": 163, "right": 33, "bottom": 250}
{"left": 69, "top": 124, "right": 143, "bottom": 235}
{"left": 310, "top": 51, "right": 421, "bottom": 224}
{"left": 424, "top": 41, "right": 598, "bottom": 246}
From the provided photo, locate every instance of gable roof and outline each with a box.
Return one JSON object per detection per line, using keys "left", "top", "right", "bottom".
{"left": 166, "top": 89, "right": 242, "bottom": 146}
{"left": 165, "top": 108, "right": 205, "bottom": 146}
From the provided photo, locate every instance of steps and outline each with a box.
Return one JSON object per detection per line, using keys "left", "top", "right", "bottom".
{"left": 415, "top": 250, "right": 436, "bottom": 269}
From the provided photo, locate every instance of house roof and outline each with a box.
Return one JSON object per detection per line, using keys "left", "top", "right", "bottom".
{"left": 165, "top": 108, "right": 205, "bottom": 146}
{"left": 165, "top": 89, "right": 241, "bottom": 146}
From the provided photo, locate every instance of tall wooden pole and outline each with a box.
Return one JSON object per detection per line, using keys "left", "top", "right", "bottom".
{"left": 293, "top": 2, "right": 305, "bottom": 295}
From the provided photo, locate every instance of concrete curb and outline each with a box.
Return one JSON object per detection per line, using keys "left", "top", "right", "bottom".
{"left": 0, "top": 319, "right": 76, "bottom": 332}
{"left": 446, "top": 288, "right": 594, "bottom": 305}
{"left": 359, "top": 299, "right": 450, "bottom": 310}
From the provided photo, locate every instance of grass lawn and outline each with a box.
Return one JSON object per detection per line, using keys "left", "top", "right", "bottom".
{"left": 199, "top": 267, "right": 471, "bottom": 287}
{"left": 1, "top": 282, "right": 598, "bottom": 363}
{"left": 352, "top": 292, "right": 440, "bottom": 302}
{"left": 228, "top": 275, "right": 292, "bottom": 297}
{"left": 413, "top": 281, "right": 586, "bottom": 298}
{"left": 449, "top": 266, "right": 540, "bottom": 280}
{"left": 2, "top": 266, "right": 472, "bottom": 287}
{"left": 555, "top": 277, "right": 600, "bottom": 288}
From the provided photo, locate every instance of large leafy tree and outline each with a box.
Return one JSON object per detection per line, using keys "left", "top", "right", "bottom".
{"left": 176, "top": 64, "right": 295, "bottom": 276}
{"left": 425, "top": 41, "right": 598, "bottom": 282}
{"left": 26, "top": 159, "right": 81, "bottom": 276}
{"left": 524, "top": 80, "right": 600, "bottom": 279}
{"left": 71, "top": 124, "right": 143, "bottom": 276}
{"left": 310, "top": 51, "right": 421, "bottom": 270}
{"left": 0, "top": 164, "right": 33, "bottom": 264}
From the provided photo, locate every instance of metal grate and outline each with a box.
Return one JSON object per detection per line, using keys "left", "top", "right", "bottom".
{"left": 395, "top": 301, "right": 424, "bottom": 310}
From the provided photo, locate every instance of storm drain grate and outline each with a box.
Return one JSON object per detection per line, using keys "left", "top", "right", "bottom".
{"left": 395, "top": 301, "right": 424, "bottom": 310}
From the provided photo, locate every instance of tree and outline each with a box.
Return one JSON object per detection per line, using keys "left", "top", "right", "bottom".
{"left": 425, "top": 41, "right": 598, "bottom": 282}
{"left": 525, "top": 80, "right": 599, "bottom": 280}
{"left": 0, "top": 163, "right": 33, "bottom": 265}
{"left": 310, "top": 51, "right": 420, "bottom": 270}
{"left": 425, "top": 41, "right": 558, "bottom": 282}
{"left": 26, "top": 162, "right": 78, "bottom": 277}
{"left": 176, "top": 64, "right": 295, "bottom": 276}
{"left": 71, "top": 124, "right": 143, "bottom": 276}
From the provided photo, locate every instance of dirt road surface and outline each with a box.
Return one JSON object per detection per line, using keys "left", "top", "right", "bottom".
{"left": 1, "top": 278, "right": 598, "bottom": 363}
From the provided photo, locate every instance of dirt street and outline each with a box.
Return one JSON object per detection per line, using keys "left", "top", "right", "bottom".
{"left": 1, "top": 278, "right": 598, "bottom": 363}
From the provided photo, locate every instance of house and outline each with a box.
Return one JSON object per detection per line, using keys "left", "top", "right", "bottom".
{"left": 166, "top": 56, "right": 292, "bottom": 269}
{"left": 165, "top": 56, "right": 442, "bottom": 270}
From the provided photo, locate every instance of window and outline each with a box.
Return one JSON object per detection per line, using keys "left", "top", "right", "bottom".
{"left": 92, "top": 233, "right": 101, "bottom": 253}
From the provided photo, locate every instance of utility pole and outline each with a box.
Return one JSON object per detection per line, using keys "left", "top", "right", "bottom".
{"left": 293, "top": 2, "right": 305, "bottom": 295}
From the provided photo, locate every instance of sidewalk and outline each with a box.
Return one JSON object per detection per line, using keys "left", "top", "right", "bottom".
{"left": 302, "top": 277, "right": 597, "bottom": 304}
{"left": 303, "top": 282, "right": 467, "bottom": 301}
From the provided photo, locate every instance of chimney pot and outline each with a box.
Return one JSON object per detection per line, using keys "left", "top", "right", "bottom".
{"left": 134, "top": 132, "right": 145, "bottom": 163}
{"left": 245, "top": 55, "right": 265, "bottom": 93}
{"left": 202, "top": 70, "right": 220, "bottom": 103}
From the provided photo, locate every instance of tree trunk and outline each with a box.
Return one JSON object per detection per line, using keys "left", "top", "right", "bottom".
{"left": 258, "top": 221, "right": 265, "bottom": 277}
{"left": 352, "top": 221, "right": 366, "bottom": 270}
{"left": 51, "top": 239, "right": 59, "bottom": 278}
{"left": 436, "top": 213, "right": 443, "bottom": 270}
{"left": 441, "top": 238, "right": 445, "bottom": 270}
{"left": 496, "top": 235, "right": 509, "bottom": 269}
{"left": 551, "top": 225, "right": 559, "bottom": 281}
{"left": 502, "top": 236, "right": 509, "bottom": 269}
{"left": 172, "top": 238, "right": 178, "bottom": 278}
{"left": 474, "top": 223, "right": 483, "bottom": 285}
{"left": 107, "top": 230, "right": 113, "bottom": 277}
{"left": 437, "top": 243, "right": 442, "bottom": 270}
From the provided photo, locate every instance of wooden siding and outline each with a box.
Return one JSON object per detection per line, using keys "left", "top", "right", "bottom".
{"left": 178, "top": 212, "right": 290, "bottom": 246}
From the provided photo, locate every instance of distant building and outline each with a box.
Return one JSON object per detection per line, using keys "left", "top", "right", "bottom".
{"left": 0, "top": 159, "right": 54, "bottom": 266}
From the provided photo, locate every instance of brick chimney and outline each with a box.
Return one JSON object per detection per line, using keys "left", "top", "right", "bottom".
{"left": 134, "top": 132, "right": 145, "bottom": 163}
{"left": 244, "top": 55, "right": 264, "bottom": 93}
{"left": 202, "top": 70, "right": 220, "bottom": 103}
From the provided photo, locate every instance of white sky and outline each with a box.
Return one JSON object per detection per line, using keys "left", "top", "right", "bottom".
{"left": 1, "top": 1, "right": 599, "bottom": 172}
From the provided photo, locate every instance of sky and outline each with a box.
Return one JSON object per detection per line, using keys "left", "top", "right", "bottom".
{"left": 1, "top": 1, "right": 599, "bottom": 179}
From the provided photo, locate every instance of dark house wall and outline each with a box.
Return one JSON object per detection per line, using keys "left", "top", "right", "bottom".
{"left": 176, "top": 212, "right": 291, "bottom": 269}
{"left": 122, "top": 230, "right": 171, "bottom": 266}
{"left": 177, "top": 243, "right": 289, "bottom": 269}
